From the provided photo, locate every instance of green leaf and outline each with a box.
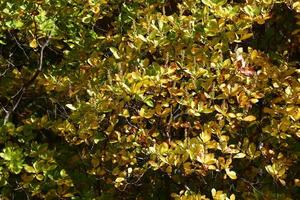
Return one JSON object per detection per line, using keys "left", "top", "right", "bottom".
{"left": 14, "top": 20, "right": 24, "bottom": 28}
{"left": 144, "top": 99, "right": 154, "bottom": 107}
{"left": 202, "top": 0, "right": 227, "bottom": 7}
{"left": 24, "top": 165, "right": 36, "bottom": 173}
{"left": 109, "top": 47, "right": 120, "bottom": 59}
{"left": 244, "top": 5, "right": 261, "bottom": 17}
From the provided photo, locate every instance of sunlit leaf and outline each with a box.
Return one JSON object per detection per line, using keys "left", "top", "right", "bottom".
{"left": 225, "top": 168, "right": 237, "bottom": 180}
{"left": 66, "top": 104, "right": 76, "bottom": 111}
{"left": 243, "top": 115, "right": 256, "bottom": 122}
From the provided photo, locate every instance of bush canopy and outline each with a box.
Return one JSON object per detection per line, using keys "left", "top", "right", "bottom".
{"left": 0, "top": 0, "right": 300, "bottom": 199}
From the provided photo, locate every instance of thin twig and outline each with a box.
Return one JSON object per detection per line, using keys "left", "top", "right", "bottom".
{"left": 0, "top": 65, "right": 11, "bottom": 78}
{"left": 9, "top": 31, "right": 29, "bottom": 61}
{"left": 2, "top": 37, "right": 50, "bottom": 125}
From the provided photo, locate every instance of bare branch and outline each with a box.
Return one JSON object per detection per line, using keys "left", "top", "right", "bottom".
{"left": 2, "top": 37, "right": 50, "bottom": 125}
{"left": 8, "top": 31, "right": 30, "bottom": 61}
{"left": 0, "top": 65, "right": 11, "bottom": 78}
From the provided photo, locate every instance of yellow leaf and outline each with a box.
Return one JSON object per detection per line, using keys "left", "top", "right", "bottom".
{"left": 251, "top": 50, "right": 258, "bottom": 60}
{"left": 240, "top": 33, "right": 253, "bottom": 40}
{"left": 211, "top": 188, "right": 216, "bottom": 197}
{"left": 265, "top": 165, "right": 275, "bottom": 176}
{"left": 29, "top": 39, "right": 38, "bottom": 48}
{"left": 227, "top": 113, "right": 236, "bottom": 118}
{"left": 203, "top": 154, "right": 216, "bottom": 165}
{"left": 233, "top": 153, "right": 246, "bottom": 159}
{"left": 293, "top": 2, "right": 300, "bottom": 12}
{"left": 91, "top": 5, "right": 100, "bottom": 14}
{"left": 230, "top": 194, "right": 236, "bottom": 200}
{"left": 148, "top": 160, "right": 159, "bottom": 168}
{"left": 214, "top": 105, "right": 226, "bottom": 115}
{"left": 166, "top": 166, "right": 172, "bottom": 174}
{"left": 115, "top": 177, "right": 125, "bottom": 183}
{"left": 160, "top": 142, "right": 169, "bottom": 154}
{"left": 295, "top": 179, "right": 300, "bottom": 187}
{"left": 225, "top": 168, "right": 237, "bottom": 180}
{"left": 243, "top": 115, "right": 256, "bottom": 122}
{"left": 63, "top": 193, "right": 74, "bottom": 198}
{"left": 122, "top": 109, "right": 130, "bottom": 118}
{"left": 200, "top": 131, "right": 211, "bottom": 143}
{"left": 66, "top": 104, "right": 76, "bottom": 111}
{"left": 296, "top": 130, "right": 300, "bottom": 138}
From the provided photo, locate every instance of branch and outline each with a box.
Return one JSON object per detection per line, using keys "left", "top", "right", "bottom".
{"left": 24, "top": 38, "right": 49, "bottom": 88}
{"left": 2, "top": 37, "right": 50, "bottom": 125}
{"left": 8, "top": 31, "right": 30, "bottom": 61}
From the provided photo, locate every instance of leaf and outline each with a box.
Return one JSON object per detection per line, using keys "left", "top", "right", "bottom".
{"left": 137, "top": 34, "right": 147, "bottom": 42}
{"left": 234, "top": 153, "right": 246, "bottom": 159}
{"left": 244, "top": 5, "right": 260, "bottom": 17}
{"left": 225, "top": 168, "right": 237, "bottom": 180}
{"left": 214, "top": 105, "right": 226, "bottom": 115}
{"left": 66, "top": 104, "right": 76, "bottom": 111}
{"left": 265, "top": 165, "right": 275, "bottom": 176}
{"left": 144, "top": 99, "right": 154, "bottom": 107}
{"left": 36, "top": 174, "right": 44, "bottom": 181}
{"left": 202, "top": 0, "right": 227, "bottom": 7}
{"left": 109, "top": 47, "right": 120, "bottom": 59}
{"left": 21, "top": 174, "right": 34, "bottom": 183}
{"left": 200, "top": 131, "right": 211, "bottom": 143}
{"left": 240, "top": 33, "right": 253, "bottom": 40}
{"left": 82, "top": 15, "right": 92, "bottom": 23}
{"left": 24, "top": 165, "right": 36, "bottom": 173}
{"left": 14, "top": 20, "right": 24, "bottom": 28}
{"left": 29, "top": 39, "right": 38, "bottom": 48}
{"left": 211, "top": 188, "right": 216, "bottom": 197}
{"left": 63, "top": 193, "right": 74, "bottom": 198}
{"left": 230, "top": 194, "right": 236, "bottom": 200}
{"left": 115, "top": 177, "right": 125, "bottom": 183}
{"left": 243, "top": 115, "right": 256, "bottom": 122}
{"left": 293, "top": 2, "right": 300, "bottom": 12}
{"left": 60, "top": 169, "right": 68, "bottom": 177}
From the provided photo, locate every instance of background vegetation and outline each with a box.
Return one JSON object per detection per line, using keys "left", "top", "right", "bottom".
{"left": 0, "top": 0, "right": 300, "bottom": 199}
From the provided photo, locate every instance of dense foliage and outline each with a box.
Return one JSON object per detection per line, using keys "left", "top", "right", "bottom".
{"left": 0, "top": 0, "right": 300, "bottom": 199}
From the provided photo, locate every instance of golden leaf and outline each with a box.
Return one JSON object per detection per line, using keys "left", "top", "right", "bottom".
{"left": 295, "top": 179, "right": 300, "bottom": 187}
{"left": 29, "top": 39, "right": 38, "bottom": 48}
{"left": 265, "top": 165, "right": 275, "bottom": 176}
{"left": 200, "top": 131, "right": 211, "bottom": 143}
{"left": 225, "top": 168, "right": 237, "bottom": 180}
{"left": 115, "top": 177, "right": 125, "bottom": 183}
{"left": 243, "top": 115, "right": 256, "bottom": 122}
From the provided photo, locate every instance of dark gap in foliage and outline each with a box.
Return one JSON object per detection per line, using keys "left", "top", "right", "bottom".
{"left": 44, "top": 47, "right": 64, "bottom": 66}
{"left": 157, "top": 0, "right": 182, "bottom": 16}
{"left": 0, "top": 30, "right": 31, "bottom": 71}
{"left": 165, "top": 0, "right": 181, "bottom": 16}
{"left": 239, "top": 4, "right": 299, "bottom": 61}
{"left": 54, "top": 143, "right": 98, "bottom": 196}
{"left": 143, "top": 52, "right": 156, "bottom": 65}
{"left": 182, "top": 9, "right": 192, "bottom": 16}
{"left": 171, "top": 126, "right": 186, "bottom": 140}
{"left": 231, "top": 0, "right": 246, "bottom": 3}
{"left": 0, "top": 30, "right": 65, "bottom": 74}
{"left": 94, "top": 16, "right": 115, "bottom": 35}
{"left": 35, "top": 128, "right": 63, "bottom": 148}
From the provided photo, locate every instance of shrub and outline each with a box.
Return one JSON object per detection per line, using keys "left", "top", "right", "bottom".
{"left": 0, "top": 0, "right": 300, "bottom": 199}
